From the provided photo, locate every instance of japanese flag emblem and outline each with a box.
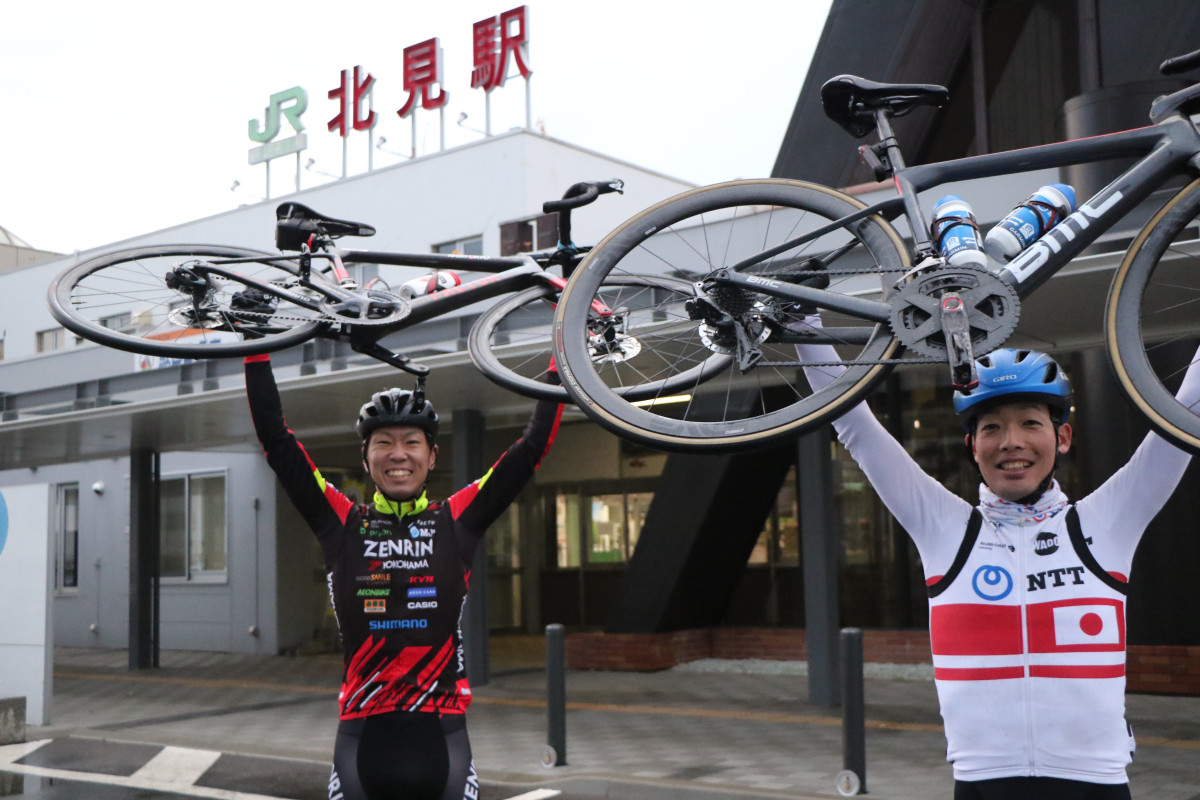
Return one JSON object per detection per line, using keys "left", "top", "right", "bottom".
{"left": 1052, "top": 603, "right": 1121, "bottom": 646}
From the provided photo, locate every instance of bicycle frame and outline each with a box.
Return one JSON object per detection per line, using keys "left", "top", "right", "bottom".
{"left": 709, "top": 114, "right": 1200, "bottom": 319}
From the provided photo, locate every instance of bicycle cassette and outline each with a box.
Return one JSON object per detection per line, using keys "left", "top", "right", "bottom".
{"left": 888, "top": 265, "right": 1020, "bottom": 359}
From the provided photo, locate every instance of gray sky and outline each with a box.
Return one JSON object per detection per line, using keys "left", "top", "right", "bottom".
{"left": 1, "top": 1, "right": 833, "bottom": 255}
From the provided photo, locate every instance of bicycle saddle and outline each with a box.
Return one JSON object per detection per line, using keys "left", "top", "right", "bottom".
{"left": 275, "top": 202, "right": 376, "bottom": 251}
{"left": 821, "top": 75, "right": 949, "bottom": 138}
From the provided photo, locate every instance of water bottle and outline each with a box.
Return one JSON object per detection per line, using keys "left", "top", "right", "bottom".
{"left": 984, "top": 183, "right": 1077, "bottom": 262}
{"left": 399, "top": 270, "right": 461, "bottom": 299}
{"left": 930, "top": 195, "right": 987, "bottom": 269}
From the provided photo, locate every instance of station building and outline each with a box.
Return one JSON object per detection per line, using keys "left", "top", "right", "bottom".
{"left": 2, "top": 0, "right": 1200, "bottom": 699}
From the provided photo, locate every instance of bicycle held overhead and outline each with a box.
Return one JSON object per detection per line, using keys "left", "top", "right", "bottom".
{"left": 47, "top": 179, "right": 716, "bottom": 405}
{"left": 549, "top": 46, "right": 1200, "bottom": 455}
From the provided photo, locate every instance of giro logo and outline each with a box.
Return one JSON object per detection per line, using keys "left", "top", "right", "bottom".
{"left": 972, "top": 565, "right": 1014, "bottom": 601}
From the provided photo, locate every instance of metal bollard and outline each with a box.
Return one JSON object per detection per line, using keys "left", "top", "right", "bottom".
{"left": 543, "top": 623, "right": 567, "bottom": 767}
{"left": 836, "top": 627, "right": 867, "bottom": 796}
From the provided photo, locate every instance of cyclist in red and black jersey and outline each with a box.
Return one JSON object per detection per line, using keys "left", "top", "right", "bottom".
{"left": 245, "top": 354, "right": 562, "bottom": 800}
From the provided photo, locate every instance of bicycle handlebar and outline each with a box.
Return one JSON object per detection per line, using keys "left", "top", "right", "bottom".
{"left": 542, "top": 179, "right": 624, "bottom": 213}
{"left": 1161, "top": 46, "right": 1200, "bottom": 76}
{"left": 541, "top": 179, "right": 624, "bottom": 253}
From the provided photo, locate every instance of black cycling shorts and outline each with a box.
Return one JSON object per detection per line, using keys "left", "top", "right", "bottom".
{"left": 954, "top": 777, "right": 1132, "bottom": 800}
{"left": 328, "top": 712, "right": 476, "bottom": 800}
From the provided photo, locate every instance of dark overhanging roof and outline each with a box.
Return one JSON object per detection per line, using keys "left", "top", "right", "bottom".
{"left": 772, "top": 0, "right": 974, "bottom": 187}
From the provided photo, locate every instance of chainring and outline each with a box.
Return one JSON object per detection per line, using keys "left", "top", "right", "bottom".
{"left": 888, "top": 265, "right": 1020, "bottom": 359}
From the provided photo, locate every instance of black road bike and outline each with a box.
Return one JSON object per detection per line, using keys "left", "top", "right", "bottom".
{"left": 551, "top": 48, "right": 1200, "bottom": 453}
{"left": 48, "top": 181, "right": 715, "bottom": 403}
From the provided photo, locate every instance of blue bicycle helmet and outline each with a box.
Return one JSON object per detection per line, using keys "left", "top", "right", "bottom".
{"left": 953, "top": 349, "right": 1071, "bottom": 429}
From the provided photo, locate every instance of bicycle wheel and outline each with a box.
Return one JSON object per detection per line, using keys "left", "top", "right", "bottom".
{"left": 554, "top": 179, "right": 909, "bottom": 452}
{"left": 48, "top": 245, "right": 328, "bottom": 358}
{"left": 1106, "top": 178, "right": 1200, "bottom": 454}
{"left": 468, "top": 276, "right": 727, "bottom": 402}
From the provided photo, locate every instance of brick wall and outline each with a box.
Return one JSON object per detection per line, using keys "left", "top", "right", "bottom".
{"left": 565, "top": 629, "right": 1200, "bottom": 695}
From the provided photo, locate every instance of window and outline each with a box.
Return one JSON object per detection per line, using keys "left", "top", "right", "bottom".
{"left": 433, "top": 235, "right": 483, "bottom": 256}
{"left": 53, "top": 483, "right": 79, "bottom": 592}
{"left": 500, "top": 213, "right": 557, "bottom": 256}
{"left": 749, "top": 468, "right": 800, "bottom": 566}
{"left": 100, "top": 312, "right": 132, "bottom": 332}
{"left": 555, "top": 490, "right": 653, "bottom": 567}
{"left": 160, "top": 472, "right": 227, "bottom": 581}
{"left": 36, "top": 327, "right": 69, "bottom": 353}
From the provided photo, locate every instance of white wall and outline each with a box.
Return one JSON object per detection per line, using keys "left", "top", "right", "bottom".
{"left": 0, "top": 484, "right": 52, "bottom": 724}
{"left": 2, "top": 130, "right": 692, "bottom": 366}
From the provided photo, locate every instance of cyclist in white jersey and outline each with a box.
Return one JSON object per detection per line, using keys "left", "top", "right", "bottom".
{"left": 798, "top": 333, "right": 1200, "bottom": 800}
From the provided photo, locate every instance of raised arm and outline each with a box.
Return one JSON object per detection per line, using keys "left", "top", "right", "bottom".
{"left": 1077, "top": 343, "right": 1200, "bottom": 564}
{"left": 445, "top": 375, "right": 564, "bottom": 538}
{"left": 797, "top": 334, "right": 971, "bottom": 568}
{"left": 244, "top": 354, "right": 354, "bottom": 557}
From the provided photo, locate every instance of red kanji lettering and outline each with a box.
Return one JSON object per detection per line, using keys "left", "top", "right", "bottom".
{"left": 471, "top": 6, "right": 532, "bottom": 92}
{"left": 471, "top": 16, "right": 499, "bottom": 89}
{"left": 397, "top": 38, "right": 448, "bottom": 118}
{"left": 327, "top": 66, "right": 377, "bottom": 136}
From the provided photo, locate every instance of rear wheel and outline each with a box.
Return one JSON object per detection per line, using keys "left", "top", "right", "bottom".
{"left": 48, "top": 245, "right": 329, "bottom": 358}
{"left": 1107, "top": 178, "right": 1200, "bottom": 454}
{"left": 553, "top": 179, "right": 910, "bottom": 452}
{"left": 468, "top": 276, "right": 724, "bottom": 401}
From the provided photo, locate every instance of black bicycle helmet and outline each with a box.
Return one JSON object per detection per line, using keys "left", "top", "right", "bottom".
{"left": 953, "top": 349, "right": 1071, "bottom": 429}
{"left": 356, "top": 388, "right": 439, "bottom": 441}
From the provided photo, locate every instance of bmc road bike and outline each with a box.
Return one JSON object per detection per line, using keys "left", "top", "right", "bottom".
{"left": 48, "top": 180, "right": 715, "bottom": 403}
{"left": 551, "top": 47, "right": 1200, "bottom": 453}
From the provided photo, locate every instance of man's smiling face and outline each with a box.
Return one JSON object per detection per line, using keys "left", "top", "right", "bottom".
{"left": 364, "top": 425, "right": 437, "bottom": 500}
{"left": 969, "top": 401, "right": 1071, "bottom": 502}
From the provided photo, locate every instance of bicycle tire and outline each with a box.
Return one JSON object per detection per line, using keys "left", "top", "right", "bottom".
{"left": 48, "top": 244, "right": 328, "bottom": 359}
{"left": 468, "top": 276, "right": 729, "bottom": 402}
{"left": 1106, "top": 177, "right": 1200, "bottom": 454}
{"left": 553, "top": 179, "right": 909, "bottom": 452}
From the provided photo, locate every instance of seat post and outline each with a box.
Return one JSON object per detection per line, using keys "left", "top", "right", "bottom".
{"left": 875, "top": 109, "right": 935, "bottom": 256}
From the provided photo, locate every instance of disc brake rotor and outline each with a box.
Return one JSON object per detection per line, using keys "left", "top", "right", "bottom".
{"left": 888, "top": 265, "right": 1020, "bottom": 359}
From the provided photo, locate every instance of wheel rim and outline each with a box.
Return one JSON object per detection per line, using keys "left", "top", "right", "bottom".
{"left": 51, "top": 246, "right": 327, "bottom": 357}
{"left": 1108, "top": 180, "right": 1200, "bottom": 453}
{"left": 555, "top": 180, "right": 907, "bottom": 450}
{"left": 471, "top": 277, "right": 727, "bottom": 402}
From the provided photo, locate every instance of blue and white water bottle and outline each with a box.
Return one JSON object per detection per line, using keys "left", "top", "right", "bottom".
{"left": 984, "top": 183, "right": 1077, "bottom": 262}
{"left": 931, "top": 195, "right": 987, "bottom": 269}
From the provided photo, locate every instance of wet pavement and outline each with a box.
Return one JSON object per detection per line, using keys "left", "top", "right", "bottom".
{"left": 1, "top": 642, "right": 1198, "bottom": 799}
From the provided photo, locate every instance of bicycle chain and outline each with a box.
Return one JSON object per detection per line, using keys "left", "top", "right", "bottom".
{"left": 200, "top": 285, "right": 410, "bottom": 327}
{"left": 756, "top": 357, "right": 941, "bottom": 367}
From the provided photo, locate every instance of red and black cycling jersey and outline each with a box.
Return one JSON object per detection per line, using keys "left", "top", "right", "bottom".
{"left": 245, "top": 355, "right": 561, "bottom": 720}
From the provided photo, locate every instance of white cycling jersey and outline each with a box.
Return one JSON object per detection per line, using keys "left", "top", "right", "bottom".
{"left": 799, "top": 345, "right": 1200, "bottom": 783}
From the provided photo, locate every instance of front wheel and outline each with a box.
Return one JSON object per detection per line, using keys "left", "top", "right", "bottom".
{"left": 553, "top": 179, "right": 910, "bottom": 452}
{"left": 48, "top": 245, "right": 329, "bottom": 358}
{"left": 467, "top": 276, "right": 727, "bottom": 402}
{"left": 1106, "top": 178, "right": 1200, "bottom": 454}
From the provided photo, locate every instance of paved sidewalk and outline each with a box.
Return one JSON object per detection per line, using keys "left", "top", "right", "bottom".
{"left": 20, "top": 643, "right": 1200, "bottom": 800}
